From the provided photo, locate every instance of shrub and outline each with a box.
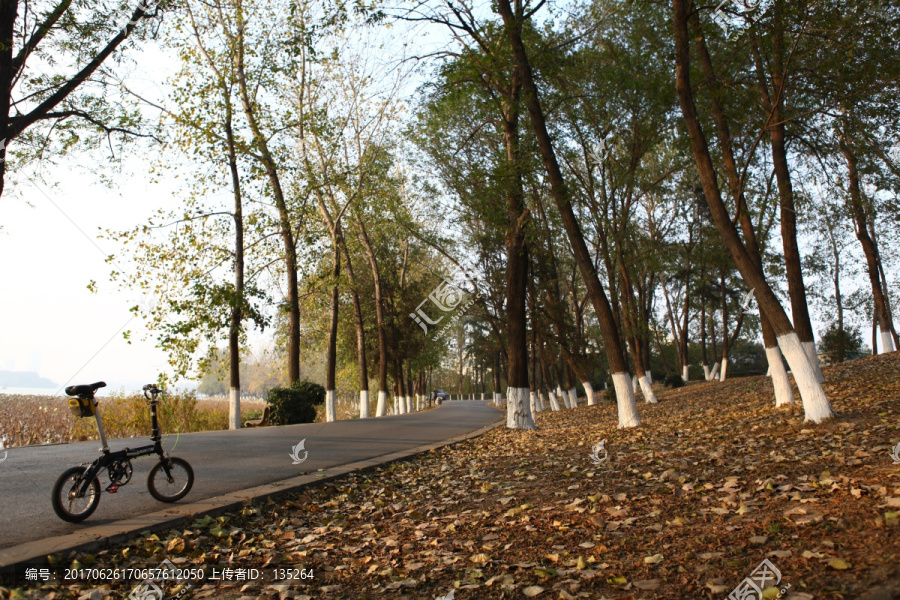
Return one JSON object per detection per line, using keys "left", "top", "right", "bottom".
{"left": 266, "top": 387, "right": 317, "bottom": 425}
{"left": 665, "top": 374, "right": 686, "bottom": 388}
{"left": 819, "top": 324, "right": 865, "bottom": 364}
{"left": 290, "top": 379, "right": 326, "bottom": 406}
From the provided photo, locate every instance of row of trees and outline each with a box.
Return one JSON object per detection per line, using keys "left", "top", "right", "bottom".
{"left": 3, "top": 0, "right": 898, "bottom": 430}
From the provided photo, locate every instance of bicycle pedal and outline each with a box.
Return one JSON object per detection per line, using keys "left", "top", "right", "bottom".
{"left": 107, "top": 484, "right": 119, "bottom": 493}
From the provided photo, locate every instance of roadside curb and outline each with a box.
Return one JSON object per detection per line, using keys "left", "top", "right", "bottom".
{"left": 0, "top": 415, "right": 505, "bottom": 571}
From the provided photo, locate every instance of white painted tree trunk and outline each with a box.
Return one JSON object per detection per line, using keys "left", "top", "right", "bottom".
{"left": 632, "top": 376, "right": 639, "bottom": 394}
{"left": 567, "top": 387, "right": 578, "bottom": 409}
{"left": 229, "top": 387, "right": 241, "bottom": 430}
{"left": 359, "top": 390, "right": 370, "bottom": 419}
{"left": 555, "top": 385, "right": 566, "bottom": 408}
{"left": 481, "top": 393, "right": 485, "bottom": 400}
{"left": 537, "top": 391, "right": 546, "bottom": 412}
{"left": 766, "top": 346, "right": 794, "bottom": 407}
{"left": 803, "top": 341, "right": 825, "bottom": 383}
{"left": 777, "top": 332, "right": 834, "bottom": 423}
{"left": 406, "top": 395, "right": 413, "bottom": 413}
{"left": 611, "top": 372, "right": 641, "bottom": 428}
{"left": 325, "top": 390, "right": 337, "bottom": 422}
{"left": 639, "top": 374, "right": 658, "bottom": 403}
{"left": 583, "top": 382, "right": 595, "bottom": 406}
{"left": 702, "top": 365, "right": 710, "bottom": 381}
{"left": 719, "top": 358, "right": 729, "bottom": 382}
{"left": 709, "top": 362, "right": 720, "bottom": 381}
{"left": 881, "top": 330, "right": 896, "bottom": 353}
{"left": 507, "top": 387, "right": 536, "bottom": 429}
{"left": 396, "top": 396, "right": 404, "bottom": 414}
{"left": 682, "top": 365, "right": 689, "bottom": 383}
{"left": 548, "top": 390, "right": 560, "bottom": 411}
{"left": 375, "top": 391, "right": 387, "bottom": 417}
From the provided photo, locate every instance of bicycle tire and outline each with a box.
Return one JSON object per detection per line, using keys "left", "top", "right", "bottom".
{"left": 52, "top": 466, "right": 101, "bottom": 523}
{"left": 147, "top": 456, "right": 194, "bottom": 502}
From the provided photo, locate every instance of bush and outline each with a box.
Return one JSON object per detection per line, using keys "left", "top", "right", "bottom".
{"left": 819, "top": 324, "right": 864, "bottom": 364}
{"left": 665, "top": 374, "right": 685, "bottom": 388}
{"left": 290, "top": 379, "right": 326, "bottom": 405}
{"left": 266, "top": 384, "right": 318, "bottom": 425}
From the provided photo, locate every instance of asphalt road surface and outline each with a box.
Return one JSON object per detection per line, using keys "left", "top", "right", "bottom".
{"left": 0, "top": 400, "right": 501, "bottom": 549}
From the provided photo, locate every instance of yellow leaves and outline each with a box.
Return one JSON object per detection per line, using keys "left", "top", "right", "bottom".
{"left": 468, "top": 553, "right": 490, "bottom": 565}
{"left": 643, "top": 554, "right": 664, "bottom": 565}
{"left": 167, "top": 537, "right": 186, "bottom": 553}
{"left": 479, "top": 482, "right": 493, "bottom": 493}
{"left": 522, "top": 585, "right": 545, "bottom": 597}
{"left": 533, "top": 568, "right": 557, "bottom": 579}
{"left": 208, "top": 526, "right": 228, "bottom": 538}
{"left": 827, "top": 558, "right": 852, "bottom": 570}
{"left": 606, "top": 575, "right": 628, "bottom": 586}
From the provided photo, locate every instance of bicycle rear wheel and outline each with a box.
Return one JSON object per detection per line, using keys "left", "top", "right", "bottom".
{"left": 52, "top": 466, "right": 101, "bottom": 523}
{"left": 147, "top": 456, "right": 193, "bottom": 502}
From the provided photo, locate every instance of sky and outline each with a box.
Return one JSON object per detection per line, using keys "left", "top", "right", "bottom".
{"left": 0, "top": 165, "right": 180, "bottom": 393}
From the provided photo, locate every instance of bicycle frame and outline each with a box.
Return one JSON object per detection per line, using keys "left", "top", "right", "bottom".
{"left": 74, "top": 395, "right": 170, "bottom": 496}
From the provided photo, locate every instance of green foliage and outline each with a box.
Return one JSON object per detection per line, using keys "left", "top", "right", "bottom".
{"left": 819, "top": 324, "right": 865, "bottom": 364}
{"left": 266, "top": 379, "right": 325, "bottom": 424}
{"left": 289, "top": 379, "right": 326, "bottom": 406}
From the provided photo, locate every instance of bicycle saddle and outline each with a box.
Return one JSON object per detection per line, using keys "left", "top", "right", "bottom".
{"left": 65, "top": 382, "right": 107, "bottom": 397}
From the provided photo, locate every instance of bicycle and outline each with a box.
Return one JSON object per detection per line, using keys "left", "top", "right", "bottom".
{"left": 51, "top": 382, "right": 194, "bottom": 523}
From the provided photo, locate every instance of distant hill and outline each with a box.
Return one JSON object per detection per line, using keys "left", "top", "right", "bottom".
{"left": 0, "top": 370, "right": 57, "bottom": 388}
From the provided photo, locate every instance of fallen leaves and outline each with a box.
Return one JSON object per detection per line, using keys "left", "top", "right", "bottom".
{"left": 8, "top": 353, "right": 900, "bottom": 600}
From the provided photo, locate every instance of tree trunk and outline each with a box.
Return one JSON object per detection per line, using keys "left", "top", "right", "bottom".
{"left": 497, "top": 0, "right": 639, "bottom": 427}
{"left": 673, "top": 0, "right": 832, "bottom": 422}
{"left": 839, "top": 122, "right": 896, "bottom": 353}
{"left": 0, "top": 1, "right": 16, "bottom": 198}
{"left": 234, "top": 22, "right": 300, "bottom": 382}
{"left": 324, "top": 237, "right": 340, "bottom": 422}
{"left": 224, "top": 95, "right": 244, "bottom": 430}
{"left": 354, "top": 214, "right": 389, "bottom": 415}
{"left": 753, "top": 7, "right": 823, "bottom": 382}
{"left": 338, "top": 234, "right": 369, "bottom": 418}
{"left": 500, "top": 75, "right": 534, "bottom": 430}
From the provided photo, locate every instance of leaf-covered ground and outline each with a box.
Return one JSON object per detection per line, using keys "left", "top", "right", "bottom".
{"left": 5, "top": 353, "right": 900, "bottom": 600}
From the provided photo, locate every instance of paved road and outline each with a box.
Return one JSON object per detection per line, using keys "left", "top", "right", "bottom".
{"left": 0, "top": 400, "right": 501, "bottom": 549}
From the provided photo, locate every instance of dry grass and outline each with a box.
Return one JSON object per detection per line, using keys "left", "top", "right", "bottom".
{"left": 0, "top": 393, "right": 267, "bottom": 448}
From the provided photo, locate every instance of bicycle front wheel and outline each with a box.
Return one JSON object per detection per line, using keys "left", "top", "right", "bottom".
{"left": 52, "top": 466, "right": 101, "bottom": 523}
{"left": 147, "top": 457, "right": 194, "bottom": 502}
